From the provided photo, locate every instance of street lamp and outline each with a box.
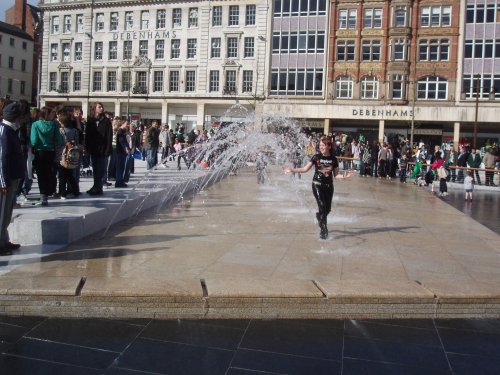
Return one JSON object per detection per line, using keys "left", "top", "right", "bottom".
{"left": 471, "top": 74, "right": 495, "bottom": 149}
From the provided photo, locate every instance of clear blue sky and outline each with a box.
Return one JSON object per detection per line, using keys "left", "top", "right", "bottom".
{"left": 0, "top": 0, "right": 38, "bottom": 23}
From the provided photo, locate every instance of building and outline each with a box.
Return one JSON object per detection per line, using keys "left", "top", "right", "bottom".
{"left": 39, "top": 0, "right": 268, "bottom": 130}
{"left": 5, "top": 0, "right": 42, "bottom": 106}
{"left": 0, "top": 21, "right": 34, "bottom": 102}
{"left": 39, "top": 0, "right": 499, "bottom": 147}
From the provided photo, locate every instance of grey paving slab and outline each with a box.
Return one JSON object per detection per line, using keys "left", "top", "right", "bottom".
{"left": 0, "top": 166, "right": 499, "bottom": 318}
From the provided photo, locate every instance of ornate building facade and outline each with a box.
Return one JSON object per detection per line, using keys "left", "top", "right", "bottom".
{"left": 38, "top": 0, "right": 499, "bottom": 146}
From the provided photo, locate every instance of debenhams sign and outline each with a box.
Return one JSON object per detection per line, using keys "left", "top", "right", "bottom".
{"left": 352, "top": 107, "right": 413, "bottom": 118}
{"left": 113, "top": 30, "right": 177, "bottom": 40}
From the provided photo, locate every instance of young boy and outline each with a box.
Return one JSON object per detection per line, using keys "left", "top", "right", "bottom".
{"left": 437, "top": 165, "right": 449, "bottom": 196}
{"left": 464, "top": 171, "right": 474, "bottom": 201}
{"left": 399, "top": 154, "right": 408, "bottom": 183}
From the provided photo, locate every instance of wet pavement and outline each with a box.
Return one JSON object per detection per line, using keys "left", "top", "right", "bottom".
{"left": 2, "top": 316, "right": 500, "bottom": 374}
{"left": 1, "top": 167, "right": 500, "bottom": 373}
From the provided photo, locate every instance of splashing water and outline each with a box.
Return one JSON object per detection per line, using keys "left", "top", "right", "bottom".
{"left": 100, "top": 104, "right": 313, "bottom": 238}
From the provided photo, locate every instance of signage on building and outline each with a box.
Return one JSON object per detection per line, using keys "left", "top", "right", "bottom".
{"left": 352, "top": 107, "right": 413, "bottom": 119}
{"left": 112, "top": 30, "right": 177, "bottom": 41}
{"left": 304, "top": 120, "right": 323, "bottom": 128}
{"left": 414, "top": 129, "right": 442, "bottom": 135}
{"left": 140, "top": 109, "right": 162, "bottom": 118}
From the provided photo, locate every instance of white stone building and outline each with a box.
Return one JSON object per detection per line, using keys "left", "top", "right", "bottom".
{"left": 0, "top": 21, "right": 34, "bottom": 103}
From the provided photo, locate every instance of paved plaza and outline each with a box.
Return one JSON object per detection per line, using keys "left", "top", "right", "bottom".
{"left": 0, "top": 163, "right": 498, "bottom": 319}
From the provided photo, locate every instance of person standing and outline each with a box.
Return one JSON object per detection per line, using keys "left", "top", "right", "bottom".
{"left": 464, "top": 171, "right": 474, "bottom": 200}
{"left": 456, "top": 147, "right": 468, "bottom": 183}
{"left": 31, "top": 107, "right": 63, "bottom": 205}
{"left": 56, "top": 109, "right": 80, "bottom": 198}
{"left": 467, "top": 149, "right": 482, "bottom": 185}
{"left": 482, "top": 147, "right": 497, "bottom": 186}
{"left": 115, "top": 121, "right": 131, "bottom": 188}
{"left": 445, "top": 145, "right": 458, "bottom": 182}
{"left": 0, "top": 103, "right": 24, "bottom": 255}
{"left": 283, "top": 136, "right": 353, "bottom": 240}
{"left": 144, "top": 120, "right": 160, "bottom": 170}
{"left": 85, "top": 102, "right": 112, "bottom": 196}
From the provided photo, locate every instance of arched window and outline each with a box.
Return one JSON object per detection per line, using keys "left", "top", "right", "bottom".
{"left": 336, "top": 76, "right": 353, "bottom": 98}
{"left": 417, "top": 76, "right": 448, "bottom": 100}
{"left": 361, "top": 76, "right": 379, "bottom": 99}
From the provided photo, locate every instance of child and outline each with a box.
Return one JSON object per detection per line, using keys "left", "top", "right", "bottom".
{"left": 464, "top": 171, "right": 474, "bottom": 201}
{"left": 437, "top": 165, "right": 449, "bottom": 196}
{"left": 399, "top": 154, "right": 408, "bottom": 183}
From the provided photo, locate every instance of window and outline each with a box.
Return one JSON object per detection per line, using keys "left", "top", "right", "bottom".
{"left": 339, "top": 9, "right": 356, "bottom": 29}
{"left": 391, "top": 74, "right": 406, "bottom": 99}
{"left": 169, "top": 70, "right": 179, "bottom": 91}
{"left": 172, "top": 9, "right": 182, "bottom": 27}
{"left": 270, "top": 68, "right": 323, "bottom": 96}
{"left": 49, "top": 72, "right": 57, "bottom": 91}
{"left": 50, "top": 44, "right": 58, "bottom": 61}
{"left": 22, "top": 41, "right": 27, "bottom": 49}
{"left": 52, "top": 16, "right": 59, "bottom": 33}
{"left": 96, "top": 13, "right": 104, "bottom": 31}
{"left": 212, "top": 6, "right": 222, "bottom": 26}
{"left": 189, "top": 8, "right": 198, "bottom": 27}
{"left": 185, "top": 70, "right": 196, "bottom": 92}
{"left": 64, "top": 15, "right": 71, "bottom": 33}
{"left": 272, "top": 31, "right": 325, "bottom": 54}
{"left": 421, "top": 6, "right": 451, "bottom": 27}
{"left": 337, "top": 40, "right": 355, "bottom": 61}
{"left": 76, "top": 15, "right": 84, "bottom": 33}
{"left": 467, "top": 3, "right": 497, "bottom": 23}
{"left": 94, "top": 41, "right": 103, "bottom": 60}
{"left": 361, "top": 76, "right": 379, "bottom": 99}
{"left": 364, "top": 8, "right": 382, "bottom": 28}
{"left": 274, "top": 0, "right": 326, "bottom": 16}
{"left": 123, "top": 41, "right": 132, "bottom": 60}
{"left": 243, "top": 70, "right": 253, "bottom": 92}
{"left": 227, "top": 37, "right": 238, "bottom": 58}
{"left": 229, "top": 5, "right": 239, "bottom": 26}
{"left": 107, "top": 71, "right": 117, "bottom": 91}
{"left": 7, "top": 79, "right": 13, "bottom": 93}
{"left": 93, "top": 71, "right": 102, "bottom": 91}
{"left": 9, "top": 38, "right": 14, "bottom": 47}
{"left": 462, "top": 74, "right": 500, "bottom": 99}
{"left": 75, "top": 42, "right": 82, "bottom": 61}
{"left": 209, "top": 70, "right": 219, "bottom": 92}
{"left": 246, "top": 5, "right": 256, "bottom": 25}
{"left": 394, "top": 6, "right": 408, "bottom": 27}
{"left": 153, "top": 71, "right": 163, "bottom": 92}
{"left": 419, "top": 39, "right": 449, "bottom": 61}
{"left": 171, "top": 39, "right": 180, "bottom": 58}
{"left": 139, "top": 40, "right": 149, "bottom": 57}
{"left": 225, "top": 70, "right": 237, "bottom": 92}
{"left": 20, "top": 81, "right": 26, "bottom": 95}
{"left": 391, "top": 38, "right": 407, "bottom": 60}
{"left": 62, "top": 43, "right": 71, "bottom": 62}
{"left": 21, "top": 59, "right": 26, "bottom": 72}
{"left": 336, "top": 76, "right": 353, "bottom": 98}
{"left": 362, "top": 40, "right": 381, "bottom": 61}
{"left": 136, "top": 71, "right": 147, "bottom": 92}
{"left": 211, "top": 38, "right": 221, "bottom": 58}
{"left": 244, "top": 37, "right": 254, "bottom": 57}
{"left": 417, "top": 76, "right": 447, "bottom": 100}
{"left": 125, "top": 12, "right": 134, "bottom": 30}
{"left": 141, "top": 11, "right": 149, "bottom": 29}
{"left": 8, "top": 56, "right": 14, "bottom": 68}
{"left": 109, "top": 41, "right": 118, "bottom": 60}
{"left": 60, "top": 72, "right": 69, "bottom": 92}
{"left": 121, "top": 71, "right": 131, "bottom": 91}
{"left": 73, "top": 71, "right": 81, "bottom": 91}
{"left": 155, "top": 40, "right": 165, "bottom": 59}
{"left": 157, "top": 10, "right": 166, "bottom": 28}
{"left": 187, "top": 39, "right": 197, "bottom": 58}
{"left": 110, "top": 12, "right": 118, "bottom": 31}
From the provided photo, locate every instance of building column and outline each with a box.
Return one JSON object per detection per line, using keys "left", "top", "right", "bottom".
{"left": 453, "top": 122, "right": 460, "bottom": 149}
{"left": 378, "top": 120, "right": 385, "bottom": 144}
{"left": 114, "top": 101, "right": 121, "bottom": 118}
{"left": 196, "top": 102, "right": 205, "bottom": 130}
{"left": 161, "top": 102, "right": 169, "bottom": 126}
{"left": 323, "top": 119, "right": 330, "bottom": 135}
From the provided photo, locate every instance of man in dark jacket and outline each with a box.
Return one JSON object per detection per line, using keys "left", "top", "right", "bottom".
{"left": 0, "top": 103, "right": 24, "bottom": 255}
{"left": 85, "top": 102, "right": 112, "bottom": 195}
{"left": 144, "top": 120, "right": 160, "bottom": 170}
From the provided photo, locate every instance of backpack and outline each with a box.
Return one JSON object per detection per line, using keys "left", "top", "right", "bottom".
{"left": 60, "top": 139, "right": 82, "bottom": 169}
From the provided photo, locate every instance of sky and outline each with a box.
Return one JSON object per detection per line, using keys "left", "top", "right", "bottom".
{"left": 0, "top": 0, "right": 38, "bottom": 23}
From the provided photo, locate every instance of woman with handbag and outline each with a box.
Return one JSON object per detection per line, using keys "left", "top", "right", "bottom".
{"left": 56, "top": 109, "right": 80, "bottom": 199}
{"left": 30, "top": 107, "right": 63, "bottom": 206}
